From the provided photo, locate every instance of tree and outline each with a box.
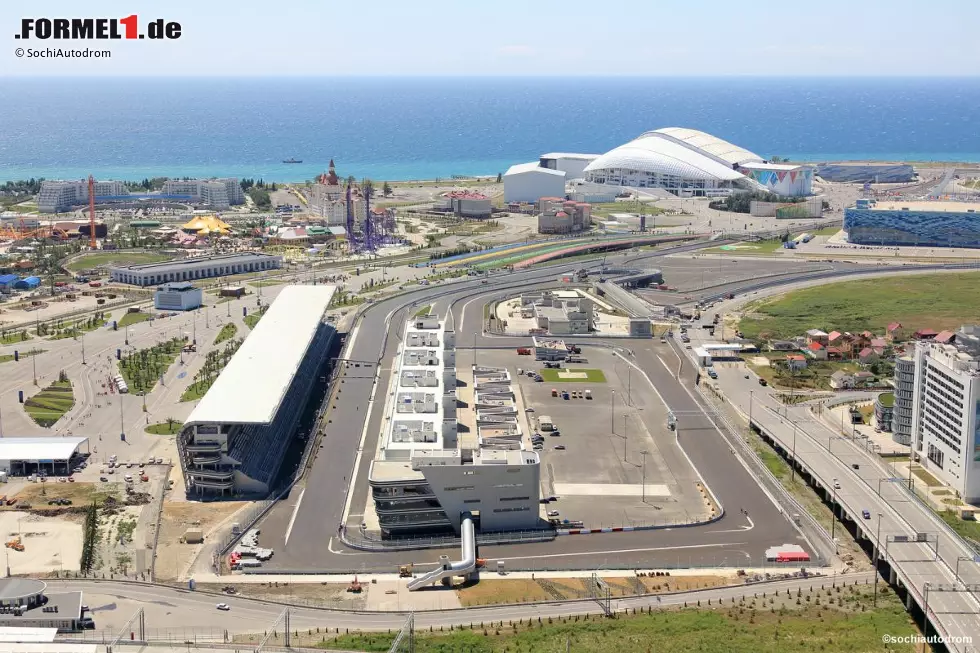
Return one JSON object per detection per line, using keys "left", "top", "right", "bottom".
{"left": 382, "top": 181, "right": 392, "bottom": 197}
{"left": 165, "top": 416, "right": 177, "bottom": 432}
{"left": 496, "top": 172, "right": 502, "bottom": 183}
{"left": 346, "top": 175, "right": 356, "bottom": 186}
{"left": 361, "top": 179, "right": 375, "bottom": 198}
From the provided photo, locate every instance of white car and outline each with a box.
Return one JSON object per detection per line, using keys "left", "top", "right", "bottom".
{"left": 216, "top": 603, "right": 231, "bottom": 611}
{"left": 547, "top": 510, "right": 560, "bottom": 517}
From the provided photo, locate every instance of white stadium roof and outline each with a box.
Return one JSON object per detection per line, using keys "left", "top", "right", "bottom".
{"left": 539, "top": 153, "right": 600, "bottom": 161}
{"left": 186, "top": 285, "right": 335, "bottom": 425}
{"left": 0, "top": 437, "right": 88, "bottom": 462}
{"left": 651, "top": 127, "right": 763, "bottom": 167}
{"left": 584, "top": 131, "right": 748, "bottom": 182}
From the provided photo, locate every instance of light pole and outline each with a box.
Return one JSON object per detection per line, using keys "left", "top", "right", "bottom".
{"left": 610, "top": 390, "right": 616, "bottom": 434}
{"left": 830, "top": 480, "right": 839, "bottom": 554}
{"left": 623, "top": 414, "right": 628, "bottom": 463}
{"left": 32, "top": 352, "right": 37, "bottom": 386}
{"left": 627, "top": 366, "right": 632, "bottom": 406}
{"left": 749, "top": 390, "right": 753, "bottom": 426}
{"left": 873, "top": 513, "right": 882, "bottom": 606}
{"left": 81, "top": 337, "right": 86, "bottom": 366}
{"left": 125, "top": 324, "right": 129, "bottom": 346}
{"left": 641, "top": 449, "right": 648, "bottom": 503}
{"left": 119, "top": 392, "right": 125, "bottom": 441}
{"left": 791, "top": 421, "right": 797, "bottom": 482}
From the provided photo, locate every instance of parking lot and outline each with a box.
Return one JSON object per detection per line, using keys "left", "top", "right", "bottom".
{"left": 474, "top": 346, "right": 710, "bottom": 530}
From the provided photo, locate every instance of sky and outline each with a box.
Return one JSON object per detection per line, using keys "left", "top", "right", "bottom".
{"left": 4, "top": 0, "right": 980, "bottom": 77}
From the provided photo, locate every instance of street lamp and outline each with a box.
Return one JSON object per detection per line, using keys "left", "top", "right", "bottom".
{"left": 640, "top": 450, "right": 649, "bottom": 503}
{"left": 873, "top": 512, "right": 883, "bottom": 606}
{"left": 623, "top": 414, "right": 628, "bottom": 463}
{"left": 610, "top": 390, "right": 616, "bottom": 434}
{"left": 119, "top": 392, "right": 125, "bottom": 441}
{"left": 790, "top": 420, "right": 798, "bottom": 482}
{"left": 830, "top": 479, "right": 839, "bottom": 554}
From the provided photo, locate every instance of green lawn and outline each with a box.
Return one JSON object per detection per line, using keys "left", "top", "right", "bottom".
{"left": 413, "top": 304, "right": 433, "bottom": 318}
{"left": 0, "top": 330, "right": 31, "bottom": 345}
{"left": 146, "top": 421, "right": 183, "bottom": 435}
{"left": 66, "top": 251, "right": 172, "bottom": 272}
{"left": 180, "top": 338, "right": 244, "bottom": 402}
{"left": 877, "top": 392, "right": 894, "bottom": 408}
{"left": 117, "top": 311, "right": 153, "bottom": 328}
{"left": 248, "top": 279, "right": 284, "bottom": 288}
{"left": 213, "top": 323, "right": 238, "bottom": 344}
{"left": 317, "top": 587, "right": 917, "bottom": 653}
{"left": 738, "top": 272, "right": 980, "bottom": 342}
{"left": 243, "top": 314, "right": 261, "bottom": 329}
{"left": 25, "top": 380, "right": 75, "bottom": 428}
{"left": 810, "top": 226, "right": 843, "bottom": 236}
{"left": 910, "top": 465, "right": 940, "bottom": 488}
{"left": 0, "top": 348, "right": 45, "bottom": 365}
{"left": 707, "top": 239, "right": 788, "bottom": 255}
{"left": 539, "top": 368, "right": 607, "bottom": 383}
{"left": 938, "top": 510, "right": 980, "bottom": 544}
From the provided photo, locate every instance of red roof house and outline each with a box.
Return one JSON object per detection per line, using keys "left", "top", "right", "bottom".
{"left": 914, "top": 328, "right": 939, "bottom": 340}
{"left": 935, "top": 330, "right": 956, "bottom": 344}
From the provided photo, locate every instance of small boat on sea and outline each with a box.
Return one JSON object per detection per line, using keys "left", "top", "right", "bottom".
{"left": 282, "top": 158, "right": 302, "bottom": 164}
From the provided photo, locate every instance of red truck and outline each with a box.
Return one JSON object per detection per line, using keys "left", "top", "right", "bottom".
{"left": 88, "top": 282, "right": 102, "bottom": 288}
{"left": 516, "top": 347, "right": 532, "bottom": 355}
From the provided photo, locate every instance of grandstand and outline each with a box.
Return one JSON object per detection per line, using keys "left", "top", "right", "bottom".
{"left": 177, "top": 285, "right": 336, "bottom": 496}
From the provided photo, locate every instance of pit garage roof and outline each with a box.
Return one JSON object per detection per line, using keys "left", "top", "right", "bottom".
{"left": 0, "top": 627, "right": 57, "bottom": 642}
{"left": 0, "top": 438, "right": 87, "bottom": 462}
{"left": 0, "top": 645, "right": 97, "bottom": 653}
{"left": 186, "top": 285, "right": 335, "bottom": 425}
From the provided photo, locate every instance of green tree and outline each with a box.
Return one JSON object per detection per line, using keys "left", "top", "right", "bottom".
{"left": 361, "top": 179, "right": 375, "bottom": 198}
{"left": 382, "top": 181, "right": 392, "bottom": 197}
{"left": 496, "top": 172, "right": 502, "bottom": 183}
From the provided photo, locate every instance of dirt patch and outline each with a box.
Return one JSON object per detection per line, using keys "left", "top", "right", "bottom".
{"left": 638, "top": 574, "right": 739, "bottom": 594}
{"left": 154, "top": 500, "right": 248, "bottom": 581}
{"left": 0, "top": 511, "right": 83, "bottom": 574}
{"left": 457, "top": 579, "right": 552, "bottom": 606}
{"left": 4, "top": 481, "right": 118, "bottom": 511}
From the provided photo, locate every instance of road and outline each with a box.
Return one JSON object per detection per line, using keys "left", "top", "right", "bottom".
{"left": 52, "top": 572, "right": 875, "bottom": 637}
{"left": 263, "top": 246, "right": 826, "bottom": 573}
{"left": 683, "top": 325, "right": 980, "bottom": 650}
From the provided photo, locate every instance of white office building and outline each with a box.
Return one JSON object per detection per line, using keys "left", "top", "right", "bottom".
{"left": 154, "top": 281, "right": 203, "bottom": 311}
{"left": 37, "top": 179, "right": 128, "bottom": 213}
{"left": 369, "top": 315, "right": 540, "bottom": 537}
{"left": 910, "top": 326, "right": 980, "bottom": 503}
{"left": 109, "top": 252, "right": 281, "bottom": 287}
{"left": 161, "top": 178, "right": 244, "bottom": 209}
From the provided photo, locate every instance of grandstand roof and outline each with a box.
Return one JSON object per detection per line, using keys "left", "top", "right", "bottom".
{"left": 186, "top": 285, "right": 335, "bottom": 425}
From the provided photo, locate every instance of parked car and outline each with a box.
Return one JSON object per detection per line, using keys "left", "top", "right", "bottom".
{"left": 99, "top": 476, "right": 109, "bottom": 482}
{"left": 554, "top": 445, "right": 566, "bottom": 450}
{"left": 547, "top": 510, "right": 560, "bottom": 517}
{"left": 215, "top": 603, "right": 231, "bottom": 611}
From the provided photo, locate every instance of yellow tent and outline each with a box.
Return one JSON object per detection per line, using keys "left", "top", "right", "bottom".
{"left": 181, "top": 215, "right": 231, "bottom": 235}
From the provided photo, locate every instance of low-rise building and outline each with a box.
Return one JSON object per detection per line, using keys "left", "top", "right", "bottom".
{"left": 154, "top": 282, "right": 203, "bottom": 311}
{"left": 805, "top": 329, "right": 829, "bottom": 345}
{"left": 784, "top": 354, "right": 807, "bottom": 371}
{"left": 885, "top": 322, "right": 905, "bottom": 342}
{"left": 806, "top": 341, "right": 827, "bottom": 360}
{"left": 521, "top": 290, "right": 593, "bottom": 335}
{"left": 537, "top": 199, "right": 592, "bottom": 234}
{"left": 109, "top": 252, "right": 281, "bottom": 287}
{"left": 436, "top": 191, "right": 492, "bottom": 218}
{"left": 830, "top": 370, "right": 854, "bottom": 389}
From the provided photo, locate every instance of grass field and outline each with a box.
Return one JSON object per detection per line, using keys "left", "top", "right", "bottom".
{"left": 539, "top": 368, "right": 607, "bottom": 383}
{"left": 146, "top": 421, "right": 183, "bottom": 435}
{"left": 24, "top": 379, "right": 74, "bottom": 427}
{"left": 738, "top": 272, "right": 980, "bottom": 342}
{"left": 317, "top": 584, "right": 917, "bottom": 653}
{"left": 213, "top": 323, "right": 237, "bottom": 344}
{"left": 117, "top": 311, "right": 153, "bottom": 328}
{"left": 0, "top": 330, "right": 31, "bottom": 345}
{"left": 243, "top": 313, "right": 261, "bottom": 329}
{"left": 66, "top": 251, "right": 172, "bottom": 272}
{"left": 938, "top": 510, "right": 980, "bottom": 544}
{"left": 10, "top": 482, "right": 118, "bottom": 511}
{"left": 707, "top": 239, "right": 788, "bottom": 256}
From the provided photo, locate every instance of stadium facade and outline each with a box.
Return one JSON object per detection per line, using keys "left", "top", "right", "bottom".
{"left": 583, "top": 128, "right": 812, "bottom": 198}
{"left": 844, "top": 201, "right": 980, "bottom": 248}
{"left": 177, "top": 285, "right": 336, "bottom": 496}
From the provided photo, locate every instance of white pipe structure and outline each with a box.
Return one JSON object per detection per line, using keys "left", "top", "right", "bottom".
{"left": 407, "top": 513, "right": 476, "bottom": 591}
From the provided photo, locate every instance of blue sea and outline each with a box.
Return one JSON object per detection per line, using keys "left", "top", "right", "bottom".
{"left": 1, "top": 77, "right": 979, "bottom": 183}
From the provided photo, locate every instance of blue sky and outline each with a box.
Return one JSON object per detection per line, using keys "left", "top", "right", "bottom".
{"left": 5, "top": 0, "right": 980, "bottom": 76}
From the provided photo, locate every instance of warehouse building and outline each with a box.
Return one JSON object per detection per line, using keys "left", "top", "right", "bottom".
{"left": 503, "top": 162, "right": 566, "bottom": 203}
{"left": 909, "top": 325, "right": 980, "bottom": 503}
{"left": 435, "top": 191, "right": 493, "bottom": 218}
{"left": 177, "top": 286, "right": 336, "bottom": 495}
{"left": 844, "top": 201, "right": 980, "bottom": 248}
{"left": 368, "top": 315, "right": 540, "bottom": 537}
{"left": 0, "top": 437, "right": 90, "bottom": 477}
{"left": 538, "top": 153, "right": 600, "bottom": 180}
{"left": 154, "top": 281, "right": 203, "bottom": 311}
{"left": 109, "top": 252, "right": 282, "bottom": 286}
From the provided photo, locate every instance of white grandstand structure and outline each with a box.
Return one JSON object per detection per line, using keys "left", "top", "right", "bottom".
{"left": 583, "top": 127, "right": 812, "bottom": 197}
{"left": 177, "top": 285, "right": 337, "bottom": 496}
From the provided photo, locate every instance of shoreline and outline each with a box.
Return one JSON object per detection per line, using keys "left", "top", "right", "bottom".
{"left": 3, "top": 159, "right": 980, "bottom": 186}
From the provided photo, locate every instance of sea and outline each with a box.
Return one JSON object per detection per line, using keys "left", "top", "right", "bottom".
{"left": 2, "top": 76, "right": 980, "bottom": 183}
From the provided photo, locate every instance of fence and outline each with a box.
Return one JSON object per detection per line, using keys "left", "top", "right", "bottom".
{"left": 148, "top": 463, "right": 173, "bottom": 580}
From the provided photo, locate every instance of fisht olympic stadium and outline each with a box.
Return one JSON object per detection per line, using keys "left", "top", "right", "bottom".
{"left": 580, "top": 127, "right": 812, "bottom": 198}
